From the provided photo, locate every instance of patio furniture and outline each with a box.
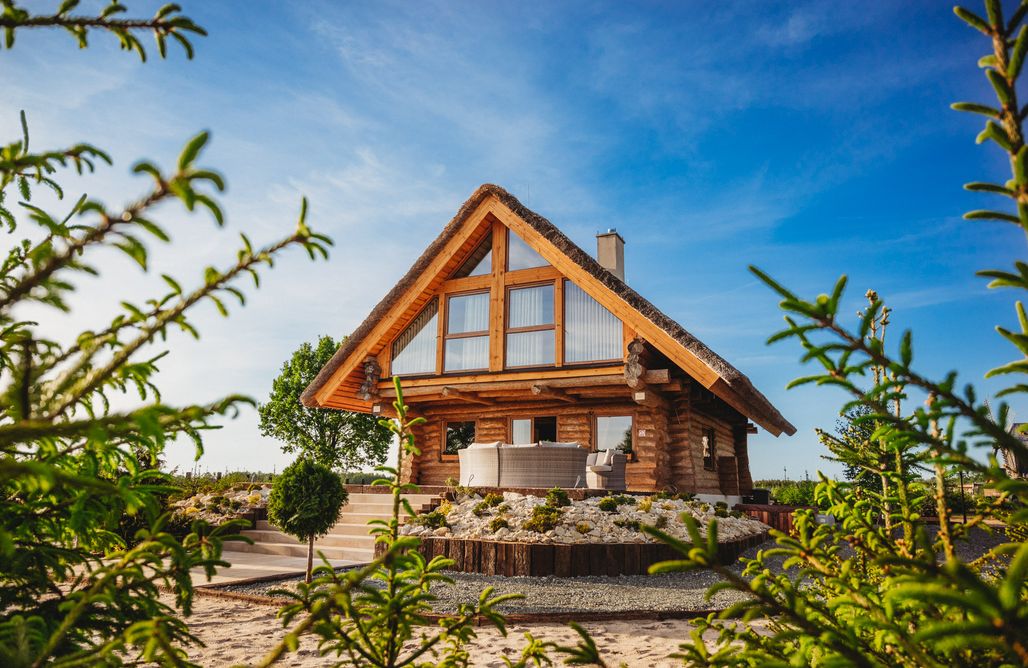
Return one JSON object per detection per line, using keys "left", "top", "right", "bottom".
{"left": 586, "top": 450, "right": 627, "bottom": 491}
{"left": 458, "top": 442, "right": 589, "bottom": 488}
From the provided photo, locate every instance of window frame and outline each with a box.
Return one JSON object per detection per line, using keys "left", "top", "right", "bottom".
{"left": 701, "top": 425, "right": 717, "bottom": 471}
{"left": 442, "top": 289, "right": 490, "bottom": 373}
{"left": 593, "top": 412, "right": 636, "bottom": 461}
{"left": 504, "top": 281, "right": 556, "bottom": 369}
{"left": 509, "top": 415, "right": 559, "bottom": 444}
{"left": 441, "top": 420, "right": 477, "bottom": 461}
{"left": 561, "top": 279, "right": 624, "bottom": 366}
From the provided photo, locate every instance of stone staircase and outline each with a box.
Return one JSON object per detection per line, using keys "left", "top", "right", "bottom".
{"left": 235, "top": 492, "right": 440, "bottom": 565}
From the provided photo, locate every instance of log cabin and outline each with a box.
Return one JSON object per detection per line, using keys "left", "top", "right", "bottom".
{"left": 301, "top": 184, "right": 795, "bottom": 500}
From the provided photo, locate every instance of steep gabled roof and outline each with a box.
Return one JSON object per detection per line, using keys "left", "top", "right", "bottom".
{"left": 301, "top": 184, "right": 796, "bottom": 437}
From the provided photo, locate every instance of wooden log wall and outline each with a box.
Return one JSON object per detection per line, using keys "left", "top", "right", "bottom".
{"left": 376, "top": 531, "right": 769, "bottom": 577}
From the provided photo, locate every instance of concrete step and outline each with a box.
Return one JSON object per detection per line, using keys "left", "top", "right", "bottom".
{"left": 339, "top": 503, "right": 396, "bottom": 515}
{"left": 230, "top": 540, "right": 373, "bottom": 562}
{"left": 242, "top": 529, "right": 376, "bottom": 549}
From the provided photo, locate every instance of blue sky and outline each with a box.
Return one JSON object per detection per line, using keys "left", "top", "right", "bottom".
{"left": 2, "top": 1, "right": 1022, "bottom": 480}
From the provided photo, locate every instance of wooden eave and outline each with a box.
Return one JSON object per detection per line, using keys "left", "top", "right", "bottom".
{"left": 305, "top": 187, "right": 795, "bottom": 437}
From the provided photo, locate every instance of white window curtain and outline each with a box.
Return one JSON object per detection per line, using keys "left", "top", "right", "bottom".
{"left": 447, "top": 292, "right": 489, "bottom": 333}
{"left": 508, "top": 284, "right": 553, "bottom": 327}
{"left": 391, "top": 300, "right": 438, "bottom": 375}
{"left": 564, "top": 281, "right": 622, "bottom": 362}
{"left": 506, "top": 330, "right": 555, "bottom": 366}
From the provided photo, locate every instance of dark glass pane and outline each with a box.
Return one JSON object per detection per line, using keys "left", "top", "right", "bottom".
{"left": 596, "top": 415, "right": 633, "bottom": 453}
{"left": 534, "top": 416, "right": 557, "bottom": 443}
{"left": 445, "top": 422, "right": 476, "bottom": 455}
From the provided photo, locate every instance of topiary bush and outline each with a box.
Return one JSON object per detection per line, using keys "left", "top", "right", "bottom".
{"left": 268, "top": 459, "right": 348, "bottom": 583}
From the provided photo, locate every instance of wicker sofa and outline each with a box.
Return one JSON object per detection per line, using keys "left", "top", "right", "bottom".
{"left": 458, "top": 442, "right": 590, "bottom": 488}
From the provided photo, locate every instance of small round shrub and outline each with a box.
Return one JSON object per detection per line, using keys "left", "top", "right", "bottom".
{"left": 576, "top": 522, "right": 592, "bottom": 534}
{"left": 268, "top": 459, "right": 348, "bottom": 542}
{"left": 472, "top": 501, "right": 491, "bottom": 517}
{"left": 413, "top": 510, "right": 448, "bottom": 529}
{"left": 496, "top": 502, "right": 510, "bottom": 513}
{"left": 614, "top": 518, "right": 641, "bottom": 531}
{"left": 489, "top": 517, "right": 509, "bottom": 532}
{"left": 436, "top": 499, "right": 453, "bottom": 516}
{"left": 545, "top": 487, "right": 571, "bottom": 508}
{"left": 611, "top": 494, "right": 636, "bottom": 506}
{"left": 522, "top": 504, "right": 562, "bottom": 532}
{"left": 637, "top": 496, "right": 654, "bottom": 513}
{"left": 598, "top": 497, "right": 618, "bottom": 512}
{"left": 654, "top": 514, "right": 668, "bottom": 529}
{"left": 483, "top": 492, "right": 504, "bottom": 507}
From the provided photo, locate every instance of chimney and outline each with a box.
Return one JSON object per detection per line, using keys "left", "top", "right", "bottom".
{"left": 596, "top": 229, "right": 625, "bottom": 281}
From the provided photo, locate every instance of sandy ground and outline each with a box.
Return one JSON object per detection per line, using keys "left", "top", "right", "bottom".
{"left": 177, "top": 592, "right": 728, "bottom": 667}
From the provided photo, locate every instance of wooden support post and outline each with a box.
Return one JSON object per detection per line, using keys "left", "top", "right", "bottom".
{"left": 357, "top": 356, "right": 382, "bottom": 402}
{"left": 624, "top": 337, "right": 648, "bottom": 390}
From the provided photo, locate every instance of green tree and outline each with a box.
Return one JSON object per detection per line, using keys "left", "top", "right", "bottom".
{"left": 267, "top": 458, "right": 348, "bottom": 583}
{"left": 258, "top": 335, "right": 391, "bottom": 472}
{"left": 0, "top": 4, "right": 332, "bottom": 665}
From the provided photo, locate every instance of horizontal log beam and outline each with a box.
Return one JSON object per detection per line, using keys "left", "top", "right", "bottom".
{"left": 441, "top": 386, "right": 493, "bottom": 406}
{"left": 530, "top": 384, "right": 576, "bottom": 403}
{"left": 380, "top": 374, "right": 627, "bottom": 397}
{"left": 642, "top": 368, "right": 670, "bottom": 384}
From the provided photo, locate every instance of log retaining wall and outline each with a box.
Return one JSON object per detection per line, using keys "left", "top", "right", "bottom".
{"left": 376, "top": 531, "right": 768, "bottom": 577}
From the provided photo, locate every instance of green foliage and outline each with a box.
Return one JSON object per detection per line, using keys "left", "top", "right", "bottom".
{"left": 342, "top": 470, "right": 382, "bottom": 485}
{"left": 638, "top": 496, "right": 653, "bottom": 512}
{"left": 472, "top": 500, "right": 491, "bottom": 517}
{"left": 545, "top": 486, "right": 571, "bottom": 507}
{"left": 0, "top": 4, "right": 336, "bottom": 664}
{"left": 522, "top": 503, "right": 562, "bottom": 532}
{"left": 483, "top": 491, "right": 504, "bottom": 507}
{"left": 268, "top": 459, "right": 347, "bottom": 542}
{"left": 489, "top": 516, "right": 509, "bottom": 532}
{"left": 575, "top": 521, "right": 592, "bottom": 534}
{"left": 613, "top": 518, "right": 640, "bottom": 531}
{"left": 754, "top": 478, "right": 820, "bottom": 507}
{"left": 258, "top": 335, "right": 391, "bottom": 471}
{"left": 412, "top": 509, "right": 448, "bottom": 529}
{"left": 597, "top": 497, "right": 618, "bottom": 512}
{"left": 633, "top": 6, "right": 1028, "bottom": 665}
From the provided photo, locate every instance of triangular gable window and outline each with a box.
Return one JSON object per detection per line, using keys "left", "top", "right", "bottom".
{"left": 507, "top": 229, "right": 548, "bottom": 271}
{"left": 391, "top": 299, "right": 438, "bottom": 375}
{"left": 451, "top": 234, "right": 492, "bottom": 278}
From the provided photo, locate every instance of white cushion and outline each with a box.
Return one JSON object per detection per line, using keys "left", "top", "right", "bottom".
{"left": 540, "top": 441, "right": 579, "bottom": 448}
{"left": 599, "top": 449, "right": 615, "bottom": 466}
{"left": 586, "top": 453, "right": 599, "bottom": 466}
{"left": 467, "top": 441, "right": 501, "bottom": 449}
{"left": 587, "top": 464, "right": 613, "bottom": 473}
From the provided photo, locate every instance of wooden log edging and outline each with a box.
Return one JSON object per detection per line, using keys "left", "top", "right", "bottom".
{"left": 374, "top": 530, "right": 769, "bottom": 577}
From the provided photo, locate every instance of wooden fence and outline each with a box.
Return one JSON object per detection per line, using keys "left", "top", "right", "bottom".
{"left": 734, "top": 504, "right": 812, "bottom": 534}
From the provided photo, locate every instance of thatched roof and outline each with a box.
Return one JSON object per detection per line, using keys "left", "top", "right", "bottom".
{"left": 301, "top": 184, "right": 795, "bottom": 437}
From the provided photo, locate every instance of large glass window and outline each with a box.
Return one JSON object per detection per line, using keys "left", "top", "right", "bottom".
{"left": 391, "top": 299, "right": 438, "bottom": 375}
{"left": 444, "top": 421, "right": 476, "bottom": 457}
{"left": 507, "top": 230, "right": 548, "bottom": 271}
{"left": 564, "top": 280, "right": 623, "bottom": 363}
{"left": 596, "top": 415, "right": 633, "bottom": 454}
{"left": 444, "top": 292, "right": 489, "bottom": 372}
{"left": 511, "top": 416, "right": 557, "bottom": 444}
{"left": 506, "top": 284, "right": 554, "bottom": 367}
{"left": 451, "top": 234, "right": 492, "bottom": 278}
